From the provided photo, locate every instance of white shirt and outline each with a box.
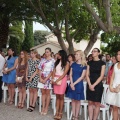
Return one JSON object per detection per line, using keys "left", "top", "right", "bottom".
{"left": 0, "top": 54, "right": 5, "bottom": 76}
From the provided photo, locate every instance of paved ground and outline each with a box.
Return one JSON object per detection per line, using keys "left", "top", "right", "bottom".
{"left": 0, "top": 101, "right": 79, "bottom": 120}
{"left": 0, "top": 101, "right": 106, "bottom": 120}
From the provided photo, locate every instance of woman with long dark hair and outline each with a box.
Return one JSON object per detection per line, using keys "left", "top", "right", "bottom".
{"left": 52, "top": 50, "right": 69, "bottom": 119}
{"left": 2, "top": 48, "right": 18, "bottom": 105}
{"left": 86, "top": 48, "right": 105, "bottom": 120}
{"left": 16, "top": 51, "right": 28, "bottom": 108}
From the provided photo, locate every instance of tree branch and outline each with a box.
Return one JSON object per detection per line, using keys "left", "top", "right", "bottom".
{"left": 103, "top": 0, "right": 113, "bottom": 32}
{"left": 72, "top": 27, "right": 81, "bottom": 39}
{"left": 53, "top": 0, "right": 60, "bottom": 30}
{"left": 28, "top": 0, "right": 58, "bottom": 34}
{"left": 84, "top": 0, "right": 108, "bottom": 32}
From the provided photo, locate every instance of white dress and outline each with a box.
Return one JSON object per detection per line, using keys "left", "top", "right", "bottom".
{"left": 106, "top": 63, "right": 120, "bottom": 107}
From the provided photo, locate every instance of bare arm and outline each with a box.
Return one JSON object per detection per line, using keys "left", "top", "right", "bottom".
{"left": 73, "top": 69, "right": 87, "bottom": 85}
{"left": 70, "top": 68, "right": 73, "bottom": 84}
{"left": 93, "top": 65, "right": 106, "bottom": 87}
{"left": 56, "top": 62, "right": 70, "bottom": 82}
{"left": 86, "top": 65, "right": 91, "bottom": 86}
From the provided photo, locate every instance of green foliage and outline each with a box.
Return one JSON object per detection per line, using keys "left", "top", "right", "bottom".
{"left": 34, "top": 30, "right": 50, "bottom": 46}
{"left": 101, "top": 33, "right": 120, "bottom": 55}
{"left": 22, "top": 20, "right": 34, "bottom": 52}
{"left": 8, "top": 21, "right": 24, "bottom": 54}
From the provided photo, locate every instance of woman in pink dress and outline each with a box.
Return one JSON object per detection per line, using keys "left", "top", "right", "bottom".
{"left": 52, "top": 50, "right": 69, "bottom": 120}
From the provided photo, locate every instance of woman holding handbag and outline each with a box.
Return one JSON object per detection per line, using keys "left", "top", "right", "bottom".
{"left": 106, "top": 50, "right": 120, "bottom": 120}
{"left": 52, "top": 50, "right": 69, "bottom": 120}
{"left": 16, "top": 51, "right": 28, "bottom": 108}
{"left": 38, "top": 47, "right": 55, "bottom": 115}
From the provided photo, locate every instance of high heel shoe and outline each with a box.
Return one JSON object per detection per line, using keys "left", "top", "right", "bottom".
{"left": 57, "top": 113, "right": 63, "bottom": 120}
{"left": 17, "top": 103, "right": 21, "bottom": 108}
{"left": 20, "top": 103, "right": 24, "bottom": 109}
{"left": 54, "top": 112, "right": 58, "bottom": 119}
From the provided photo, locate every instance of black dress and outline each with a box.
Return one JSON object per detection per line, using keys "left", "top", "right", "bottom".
{"left": 86, "top": 60, "right": 105, "bottom": 102}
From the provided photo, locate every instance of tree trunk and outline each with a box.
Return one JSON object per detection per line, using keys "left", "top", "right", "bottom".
{"left": 0, "top": 18, "right": 9, "bottom": 48}
{"left": 84, "top": 29, "right": 100, "bottom": 56}
{"left": 55, "top": 32, "right": 67, "bottom": 53}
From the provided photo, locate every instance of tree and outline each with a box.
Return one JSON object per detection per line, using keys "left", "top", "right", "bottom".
{"left": 101, "top": 33, "right": 120, "bottom": 55}
{"left": 28, "top": 0, "right": 99, "bottom": 54}
{"left": 0, "top": 0, "right": 37, "bottom": 48}
{"left": 83, "top": 0, "right": 120, "bottom": 34}
{"left": 22, "top": 20, "right": 34, "bottom": 52}
{"left": 34, "top": 30, "right": 50, "bottom": 46}
{"left": 9, "top": 21, "right": 24, "bottom": 54}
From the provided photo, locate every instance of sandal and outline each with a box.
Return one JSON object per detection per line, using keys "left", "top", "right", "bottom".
{"left": 54, "top": 112, "right": 59, "bottom": 119}
{"left": 20, "top": 103, "right": 24, "bottom": 109}
{"left": 9, "top": 101, "right": 14, "bottom": 105}
{"left": 72, "top": 115, "right": 75, "bottom": 120}
{"left": 27, "top": 106, "right": 35, "bottom": 112}
{"left": 17, "top": 103, "right": 22, "bottom": 108}
{"left": 57, "top": 113, "right": 63, "bottom": 120}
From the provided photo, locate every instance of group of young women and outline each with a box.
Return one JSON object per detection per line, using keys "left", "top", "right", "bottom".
{"left": 1, "top": 47, "right": 120, "bottom": 120}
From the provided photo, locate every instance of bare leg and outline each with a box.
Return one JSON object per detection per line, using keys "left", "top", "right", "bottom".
{"left": 113, "top": 106, "right": 118, "bottom": 120}
{"left": 7, "top": 85, "right": 11, "bottom": 102}
{"left": 88, "top": 101, "right": 94, "bottom": 120}
{"left": 18, "top": 87, "right": 22, "bottom": 104}
{"left": 93, "top": 102, "right": 100, "bottom": 120}
{"left": 32, "top": 88, "right": 38, "bottom": 107}
{"left": 75, "top": 100, "right": 81, "bottom": 119}
{"left": 44, "top": 89, "right": 50, "bottom": 113}
{"left": 29, "top": 88, "right": 33, "bottom": 106}
{"left": 72, "top": 100, "right": 76, "bottom": 117}
{"left": 41, "top": 89, "right": 46, "bottom": 112}
{"left": 21, "top": 87, "right": 26, "bottom": 107}
{"left": 55, "top": 94, "right": 60, "bottom": 115}
{"left": 11, "top": 84, "right": 15, "bottom": 102}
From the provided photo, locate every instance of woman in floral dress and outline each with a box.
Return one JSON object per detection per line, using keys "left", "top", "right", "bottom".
{"left": 38, "top": 48, "right": 55, "bottom": 115}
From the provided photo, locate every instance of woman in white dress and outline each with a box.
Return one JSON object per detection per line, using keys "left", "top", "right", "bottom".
{"left": 106, "top": 50, "right": 120, "bottom": 120}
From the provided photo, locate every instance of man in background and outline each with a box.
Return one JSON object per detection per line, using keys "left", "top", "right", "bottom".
{"left": 0, "top": 49, "right": 5, "bottom": 102}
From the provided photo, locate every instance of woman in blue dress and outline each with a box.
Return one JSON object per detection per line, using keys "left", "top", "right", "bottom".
{"left": 2, "top": 48, "right": 18, "bottom": 104}
{"left": 66, "top": 50, "right": 87, "bottom": 120}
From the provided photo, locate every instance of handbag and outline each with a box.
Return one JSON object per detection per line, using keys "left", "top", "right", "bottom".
{"left": 16, "top": 77, "right": 23, "bottom": 83}
{"left": 53, "top": 76, "right": 62, "bottom": 85}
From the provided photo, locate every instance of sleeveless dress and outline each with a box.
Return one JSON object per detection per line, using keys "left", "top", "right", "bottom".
{"left": 26, "top": 59, "right": 40, "bottom": 88}
{"left": 16, "top": 63, "right": 27, "bottom": 88}
{"left": 38, "top": 58, "right": 55, "bottom": 89}
{"left": 53, "top": 61, "right": 67, "bottom": 95}
{"left": 2, "top": 56, "right": 18, "bottom": 84}
{"left": 66, "top": 62, "right": 87, "bottom": 100}
{"left": 86, "top": 60, "right": 105, "bottom": 102}
{"left": 106, "top": 63, "right": 120, "bottom": 107}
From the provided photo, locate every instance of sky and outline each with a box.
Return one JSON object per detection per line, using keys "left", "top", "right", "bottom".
{"left": 33, "top": 22, "right": 50, "bottom": 32}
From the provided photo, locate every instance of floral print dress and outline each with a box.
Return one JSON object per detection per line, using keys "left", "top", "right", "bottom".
{"left": 38, "top": 58, "right": 55, "bottom": 89}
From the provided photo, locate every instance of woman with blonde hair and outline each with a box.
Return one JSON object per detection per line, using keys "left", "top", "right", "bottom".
{"left": 66, "top": 50, "right": 87, "bottom": 120}
{"left": 26, "top": 49, "right": 40, "bottom": 112}
{"left": 16, "top": 51, "right": 28, "bottom": 108}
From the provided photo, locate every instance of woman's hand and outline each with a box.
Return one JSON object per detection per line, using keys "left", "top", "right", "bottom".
{"left": 3, "top": 70, "right": 7, "bottom": 74}
{"left": 114, "top": 85, "right": 120, "bottom": 93}
{"left": 26, "top": 77, "right": 29, "bottom": 82}
{"left": 89, "top": 84, "right": 95, "bottom": 91}
{"left": 109, "top": 85, "right": 115, "bottom": 92}
{"left": 70, "top": 83, "right": 75, "bottom": 90}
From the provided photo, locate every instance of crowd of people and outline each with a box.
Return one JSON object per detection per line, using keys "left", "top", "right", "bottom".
{"left": 0, "top": 47, "right": 120, "bottom": 120}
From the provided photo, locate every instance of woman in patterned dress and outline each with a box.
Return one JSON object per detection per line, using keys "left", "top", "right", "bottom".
{"left": 26, "top": 49, "right": 40, "bottom": 112}
{"left": 38, "top": 48, "right": 55, "bottom": 115}
{"left": 16, "top": 51, "right": 28, "bottom": 108}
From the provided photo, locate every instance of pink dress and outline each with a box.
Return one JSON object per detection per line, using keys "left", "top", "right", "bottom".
{"left": 54, "top": 61, "right": 67, "bottom": 95}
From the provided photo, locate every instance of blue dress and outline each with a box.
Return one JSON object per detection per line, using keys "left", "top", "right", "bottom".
{"left": 2, "top": 56, "right": 18, "bottom": 84}
{"left": 66, "top": 62, "right": 87, "bottom": 100}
